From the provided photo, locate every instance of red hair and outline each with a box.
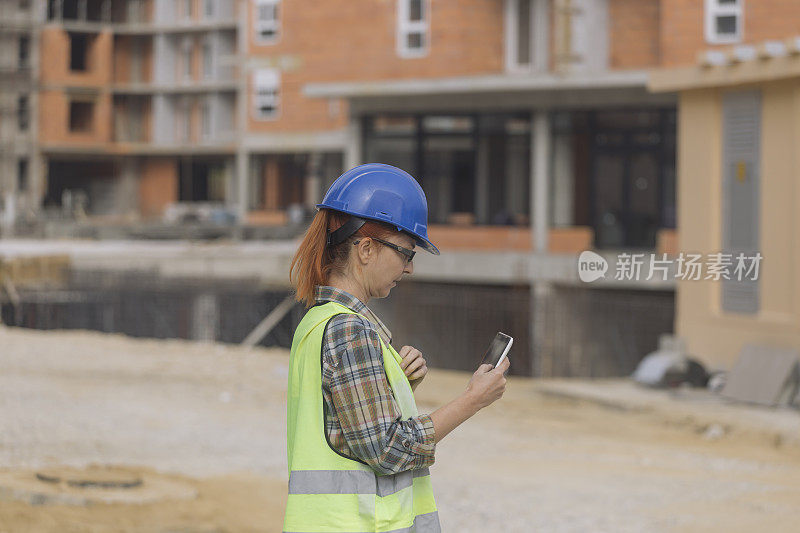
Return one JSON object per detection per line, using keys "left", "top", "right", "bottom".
{"left": 289, "top": 210, "right": 399, "bottom": 308}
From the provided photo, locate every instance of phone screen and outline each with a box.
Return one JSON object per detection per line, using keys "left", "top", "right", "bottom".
{"left": 480, "top": 332, "right": 513, "bottom": 368}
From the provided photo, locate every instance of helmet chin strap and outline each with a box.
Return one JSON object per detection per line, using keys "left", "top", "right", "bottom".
{"left": 326, "top": 216, "right": 367, "bottom": 246}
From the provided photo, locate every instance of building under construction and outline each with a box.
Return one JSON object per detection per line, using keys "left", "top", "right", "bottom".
{"left": 3, "top": 0, "right": 798, "bottom": 377}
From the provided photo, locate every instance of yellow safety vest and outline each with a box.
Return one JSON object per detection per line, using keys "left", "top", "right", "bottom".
{"left": 284, "top": 301, "right": 440, "bottom": 532}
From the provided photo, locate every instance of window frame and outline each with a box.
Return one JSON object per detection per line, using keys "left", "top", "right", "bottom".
{"left": 201, "top": 97, "right": 213, "bottom": 140}
{"left": 254, "top": 0, "right": 281, "bottom": 45}
{"left": 705, "top": 0, "right": 743, "bottom": 45}
{"left": 176, "top": 96, "right": 192, "bottom": 143}
{"left": 181, "top": 36, "right": 193, "bottom": 82}
{"left": 183, "top": 0, "right": 193, "bottom": 21}
{"left": 396, "top": 0, "right": 429, "bottom": 59}
{"left": 252, "top": 68, "right": 280, "bottom": 121}
{"left": 504, "top": 0, "right": 549, "bottom": 73}
{"left": 202, "top": 36, "right": 214, "bottom": 79}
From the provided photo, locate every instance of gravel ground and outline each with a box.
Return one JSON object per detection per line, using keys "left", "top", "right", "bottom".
{"left": 1, "top": 325, "right": 799, "bottom": 532}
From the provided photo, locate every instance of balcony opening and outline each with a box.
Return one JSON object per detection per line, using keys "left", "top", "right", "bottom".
{"left": 45, "top": 159, "right": 119, "bottom": 215}
{"left": 54, "top": 0, "right": 105, "bottom": 21}
{"left": 178, "top": 159, "right": 227, "bottom": 203}
{"left": 86, "top": 0, "right": 104, "bottom": 21}
{"left": 18, "top": 158, "right": 29, "bottom": 192}
{"left": 18, "top": 36, "right": 30, "bottom": 68}
{"left": 17, "top": 95, "right": 29, "bottom": 131}
{"left": 69, "top": 32, "right": 96, "bottom": 72}
{"left": 69, "top": 100, "right": 95, "bottom": 133}
{"left": 62, "top": 0, "right": 79, "bottom": 19}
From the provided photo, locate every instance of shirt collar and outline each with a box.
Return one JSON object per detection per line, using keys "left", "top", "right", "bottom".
{"left": 315, "top": 286, "right": 393, "bottom": 344}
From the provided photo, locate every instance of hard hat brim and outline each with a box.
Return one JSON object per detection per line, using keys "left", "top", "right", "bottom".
{"left": 316, "top": 206, "right": 440, "bottom": 256}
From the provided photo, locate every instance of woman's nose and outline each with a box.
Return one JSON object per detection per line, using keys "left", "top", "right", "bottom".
{"left": 404, "top": 259, "right": 414, "bottom": 275}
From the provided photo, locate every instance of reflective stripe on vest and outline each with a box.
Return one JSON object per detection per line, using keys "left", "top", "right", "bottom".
{"left": 289, "top": 468, "right": 431, "bottom": 497}
{"left": 284, "top": 302, "right": 439, "bottom": 533}
{"left": 284, "top": 510, "right": 441, "bottom": 533}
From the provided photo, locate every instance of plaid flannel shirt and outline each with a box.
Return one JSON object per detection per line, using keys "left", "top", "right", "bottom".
{"left": 316, "top": 286, "right": 436, "bottom": 475}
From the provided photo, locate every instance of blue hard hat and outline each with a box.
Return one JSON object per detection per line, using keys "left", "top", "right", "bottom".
{"left": 317, "top": 163, "right": 440, "bottom": 255}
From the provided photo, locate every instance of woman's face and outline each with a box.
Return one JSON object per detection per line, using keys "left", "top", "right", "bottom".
{"left": 364, "top": 233, "right": 416, "bottom": 299}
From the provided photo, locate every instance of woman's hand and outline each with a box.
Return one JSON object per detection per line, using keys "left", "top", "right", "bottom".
{"left": 464, "top": 358, "right": 509, "bottom": 410}
{"left": 399, "top": 345, "right": 428, "bottom": 388}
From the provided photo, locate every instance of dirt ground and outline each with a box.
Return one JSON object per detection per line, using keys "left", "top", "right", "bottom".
{"left": 1, "top": 325, "right": 799, "bottom": 532}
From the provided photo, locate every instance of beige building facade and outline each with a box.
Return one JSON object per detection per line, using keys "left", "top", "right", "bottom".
{"left": 650, "top": 39, "right": 800, "bottom": 369}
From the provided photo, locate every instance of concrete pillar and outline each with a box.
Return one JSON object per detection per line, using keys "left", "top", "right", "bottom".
{"left": 530, "top": 111, "right": 552, "bottom": 378}
{"left": 304, "top": 153, "right": 322, "bottom": 207}
{"left": 552, "top": 133, "right": 574, "bottom": 226}
{"left": 531, "top": 111, "right": 550, "bottom": 252}
{"left": 32, "top": 153, "right": 46, "bottom": 216}
{"left": 344, "top": 116, "right": 362, "bottom": 171}
{"left": 235, "top": 0, "right": 249, "bottom": 223}
{"left": 235, "top": 149, "right": 248, "bottom": 221}
{"left": 191, "top": 293, "right": 218, "bottom": 342}
{"left": 531, "top": 281, "right": 555, "bottom": 377}
{"left": 117, "top": 157, "right": 139, "bottom": 216}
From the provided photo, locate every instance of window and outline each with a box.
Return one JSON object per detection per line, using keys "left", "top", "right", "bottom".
{"left": 397, "top": 0, "right": 429, "bottom": 58}
{"left": 181, "top": 37, "right": 193, "bottom": 81}
{"left": 253, "top": 68, "right": 280, "bottom": 120}
{"left": 183, "top": 0, "right": 193, "bottom": 20}
{"left": 202, "top": 38, "right": 213, "bottom": 79}
{"left": 69, "top": 33, "right": 90, "bottom": 71}
{"left": 254, "top": 0, "right": 280, "bottom": 44}
{"left": 204, "top": 0, "right": 214, "bottom": 18}
{"left": 18, "top": 36, "right": 30, "bottom": 69}
{"left": 127, "top": 0, "right": 144, "bottom": 22}
{"left": 17, "top": 95, "right": 29, "bottom": 131}
{"left": 505, "top": 0, "right": 547, "bottom": 72}
{"left": 69, "top": 101, "right": 94, "bottom": 132}
{"left": 705, "top": 0, "right": 743, "bottom": 44}
{"left": 176, "top": 98, "right": 191, "bottom": 142}
{"left": 18, "top": 159, "right": 29, "bottom": 192}
{"left": 201, "top": 98, "right": 212, "bottom": 139}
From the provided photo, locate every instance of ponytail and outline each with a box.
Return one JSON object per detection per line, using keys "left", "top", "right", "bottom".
{"left": 289, "top": 209, "right": 399, "bottom": 308}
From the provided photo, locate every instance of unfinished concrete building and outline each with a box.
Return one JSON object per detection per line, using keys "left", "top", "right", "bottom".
{"left": 29, "top": 0, "right": 241, "bottom": 223}
{"left": 8, "top": 0, "right": 797, "bottom": 377}
{"left": 0, "top": 0, "right": 40, "bottom": 235}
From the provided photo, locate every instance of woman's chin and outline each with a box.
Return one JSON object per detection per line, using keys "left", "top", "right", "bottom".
{"left": 380, "top": 284, "right": 396, "bottom": 298}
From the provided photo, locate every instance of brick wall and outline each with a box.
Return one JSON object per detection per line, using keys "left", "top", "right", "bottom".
{"left": 38, "top": 90, "right": 112, "bottom": 145}
{"left": 139, "top": 158, "right": 178, "bottom": 217}
{"left": 39, "top": 27, "right": 112, "bottom": 85}
{"left": 609, "top": 0, "right": 661, "bottom": 68}
{"left": 246, "top": 0, "right": 504, "bottom": 134}
{"left": 113, "top": 35, "right": 132, "bottom": 83}
{"left": 660, "top": 0, "right": 800, "bottom": 67}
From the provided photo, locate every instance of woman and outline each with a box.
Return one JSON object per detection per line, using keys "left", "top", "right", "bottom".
{"left": 285, "top": 163, "right": 509, "bottom": 532}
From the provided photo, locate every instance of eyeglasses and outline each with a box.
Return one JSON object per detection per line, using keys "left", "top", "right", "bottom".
{"left": 353, "top": 237, "right": 415, "bottom": 264}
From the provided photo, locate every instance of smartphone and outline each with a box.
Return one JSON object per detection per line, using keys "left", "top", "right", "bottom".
{"left": 480, "top": 332, "right": 513, "bottom": 368}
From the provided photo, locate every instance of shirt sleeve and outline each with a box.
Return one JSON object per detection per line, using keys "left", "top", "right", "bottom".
{"left": 322, "top": 314, "right": 436, "bottom": 475}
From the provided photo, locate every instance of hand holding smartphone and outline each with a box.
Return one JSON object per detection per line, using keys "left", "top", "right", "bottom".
{"left": 480, "top": 332, "right": 513, "bottom": 369}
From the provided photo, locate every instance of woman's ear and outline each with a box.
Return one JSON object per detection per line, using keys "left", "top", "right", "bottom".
{"left": 354, "top": 238, "right": 373, "bottom": 264}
